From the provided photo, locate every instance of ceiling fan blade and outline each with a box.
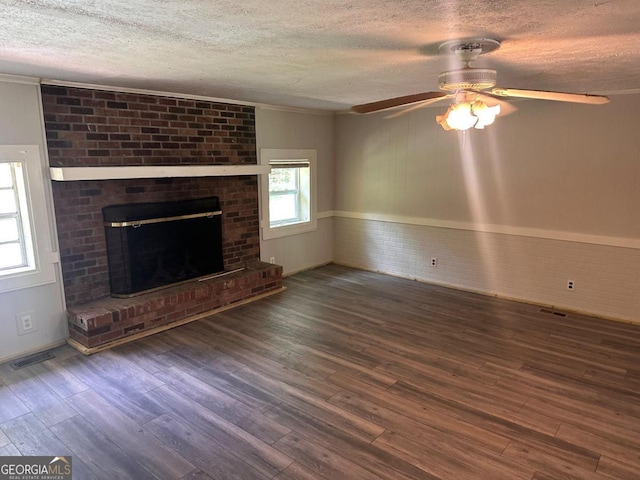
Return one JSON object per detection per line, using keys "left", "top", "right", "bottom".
{"left": 385, "top": 94, "right": 454, "bottom": 119}
{"left": 490, "top": 87, "right": 609, "bottom": 105}
{"left": 351, "top": 92, "right": 448, "bottom": 114}
{"left": 475, "top": 93, "right": 517, "bottom": 117}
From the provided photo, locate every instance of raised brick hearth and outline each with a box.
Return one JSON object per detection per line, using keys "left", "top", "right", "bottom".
{"left": 67, "top": 261, "right": 282, "bottom": 349}
{"left": 42, "top": 85, "right": 282, "bottom": 350}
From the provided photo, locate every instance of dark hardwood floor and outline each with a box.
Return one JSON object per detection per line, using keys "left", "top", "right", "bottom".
{"left": 1, "top": 264, "right": 640, "bottom": 479}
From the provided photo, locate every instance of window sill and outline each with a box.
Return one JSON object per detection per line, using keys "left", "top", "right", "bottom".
{"left": 262, "top": 220, "right": 318, "bottom": 240}
{"left": 0, "top": 252, "right": 58, "bottom": 294}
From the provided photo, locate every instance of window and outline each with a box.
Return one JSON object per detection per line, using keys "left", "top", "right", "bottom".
{"left": 0, "top": 146, "right": 56, "bottom": 293}
{"left": 268, "top": 161, "right": 311, "bottom": 227}
{"left": 0, "top": 161, "right": 35, "bottom": 274}
{"left": 260, "top": 149, "right": 317, "bottom": 240}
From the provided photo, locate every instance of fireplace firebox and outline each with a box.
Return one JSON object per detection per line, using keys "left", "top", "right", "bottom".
{"left": 103, "top": 196, "right": 224, "bottom": 297}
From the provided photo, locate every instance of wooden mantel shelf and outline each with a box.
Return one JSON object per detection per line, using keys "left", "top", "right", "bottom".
{"left": 49, "top": 164, "right": 270, "bottom": 181}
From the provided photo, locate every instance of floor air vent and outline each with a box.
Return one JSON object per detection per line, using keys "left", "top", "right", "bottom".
{"left": 10, "top": 351, "right": 55, "bottom": 370}
{"left": 540, "top": 308, "right": 567, "bottom": 317}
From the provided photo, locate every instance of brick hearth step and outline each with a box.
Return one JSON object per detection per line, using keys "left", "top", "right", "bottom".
{"left": 66, "top": 261, "right": 282, "bottom": 353}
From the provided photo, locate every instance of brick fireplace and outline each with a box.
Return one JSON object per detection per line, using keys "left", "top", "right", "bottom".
{"left": 42, "top": 85, "right": 282, "bottom": 350}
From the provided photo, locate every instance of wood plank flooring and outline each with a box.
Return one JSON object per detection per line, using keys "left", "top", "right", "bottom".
{"left": 1, "top": 264, "right": 640, "bottom": 479}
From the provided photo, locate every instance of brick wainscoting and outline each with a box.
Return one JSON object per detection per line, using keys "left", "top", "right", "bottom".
{"left": 42, "top": 85, "right": 282, "bottom": 349}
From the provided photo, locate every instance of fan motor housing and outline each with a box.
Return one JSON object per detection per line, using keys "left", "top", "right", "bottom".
{"left": 439, "top": 68, "right": 497, "bottom": 92}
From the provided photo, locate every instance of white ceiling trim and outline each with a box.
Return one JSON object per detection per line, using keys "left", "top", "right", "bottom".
{"left": 0, "top": 73, "right": 41, "bottom": 85}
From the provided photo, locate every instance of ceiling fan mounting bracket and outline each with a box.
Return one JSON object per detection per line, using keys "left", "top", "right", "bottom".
{"left": 437, "top": 38, "right": 501, "bottom": 92}
{"left": 439, "top": 38, "right": 501, "bottom": 65}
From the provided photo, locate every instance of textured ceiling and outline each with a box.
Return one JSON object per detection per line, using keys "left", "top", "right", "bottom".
{"left": 1, "top": 0, "right": 639, "bottom": 110}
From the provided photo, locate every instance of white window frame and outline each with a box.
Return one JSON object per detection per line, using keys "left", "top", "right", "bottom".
{"left": 0, "top": 146, "right": 57, "bottom": 293}
{"left": 0, "top": 161, "right": 34, "bottom": 273}
{"left": 260, "top": 148, "right": 317, "bottom": 240}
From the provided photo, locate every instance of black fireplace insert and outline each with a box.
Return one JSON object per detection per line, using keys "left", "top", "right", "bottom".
{"left": 102, "top": 196, "right": 224, "bottom": 297}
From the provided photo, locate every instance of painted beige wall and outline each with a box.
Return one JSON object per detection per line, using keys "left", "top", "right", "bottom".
{"left": 334, "top": 93, "right": 640, "bottom": 322}
{"left": 0, "top": 79, "right": 67, "bottom": 362}
{"left": 255, "top": 107, "right": 335, "bottom": 275}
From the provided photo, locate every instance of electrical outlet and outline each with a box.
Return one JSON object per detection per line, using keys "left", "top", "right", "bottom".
{"left": 431, "top": 257, "right": 438, "bottom": 267}
{"left": 16, "top": 312, "right": 37, "bottom": 336}
{"left": 567, "top": 280, "right": 575, "bottom": 290}
{"left": 269, "top": 257, "right": 276, "bottom": 264}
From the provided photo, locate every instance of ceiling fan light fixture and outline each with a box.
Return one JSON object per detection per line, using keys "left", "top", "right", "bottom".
{"left": 436, "top": 100, "right": 500, "bottom": 131}
{"left": 435, "top": 110, "right": 453, "bottom": 131}
{"left": 472, "top": 101, "right": 500, "bottom": 129}
{"left": 438, "top": 102, "right": 477, "bottom": 131}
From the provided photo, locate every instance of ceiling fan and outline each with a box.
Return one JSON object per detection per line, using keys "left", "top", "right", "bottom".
{"left": 351, "top": 38, "right": 609, "bottom": 131}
